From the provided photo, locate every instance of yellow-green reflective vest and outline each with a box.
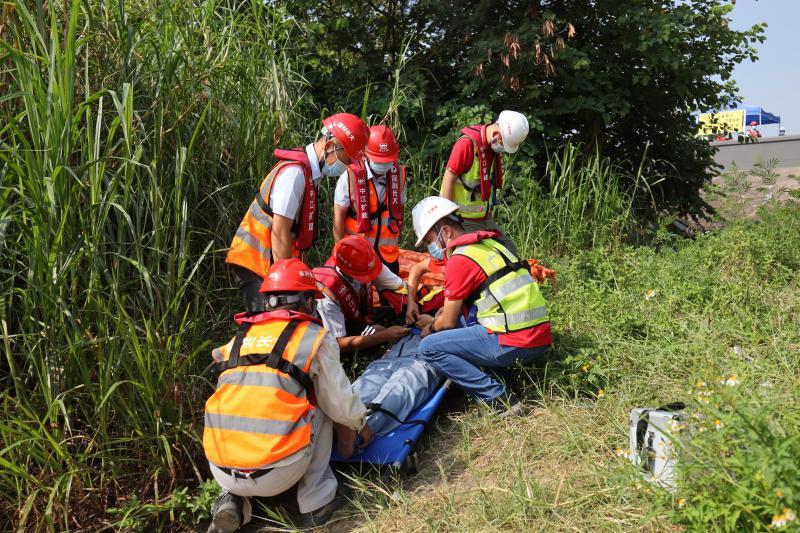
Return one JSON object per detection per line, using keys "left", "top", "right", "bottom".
{"left": 452, "top": 238, "right": 549, "bottom": 333}
{"left": 452, "top": 137, "right": 491, "bottom": 219}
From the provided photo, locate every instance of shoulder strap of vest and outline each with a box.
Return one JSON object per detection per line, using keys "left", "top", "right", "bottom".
{"left": 314, "top": 265, "right": 366, "bottom": 319}
{"left": 273, "top": 148, "right": 312, "bottom": 177}
{"left": 463, "top": 240, "right": 530, "bottom": 309}
{"left": 218, "top": 319, "right": 314, "bottom": 395}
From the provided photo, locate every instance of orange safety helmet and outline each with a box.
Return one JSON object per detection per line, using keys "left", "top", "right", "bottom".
{"left": 365, "top": 125, "right": 400, "bottom": 163}
{"left": 332, "top": 236, "right": 383, "bottom": 284}
{"left": 261, "top": 258, "right": 323, "bottom": 297}
{"left": 322, "top": 113, "right": 370, "bottom": 161}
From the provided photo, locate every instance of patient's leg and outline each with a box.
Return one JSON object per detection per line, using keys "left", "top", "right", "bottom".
{"left": 352, "top": 359, "right": 395, "bottom": 405}
{"left": 362, "top": 359, "right": 440, "bottom": 437}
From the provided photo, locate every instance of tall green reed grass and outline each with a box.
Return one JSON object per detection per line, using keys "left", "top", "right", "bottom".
{"left": 402, "top": 142, "right": 656, "bottom": 258}
{"left": 0, "top": 0, "right": 304, "bottom": 528}
{"left": 0, "top": 0, "right": 658, "bottom": 529}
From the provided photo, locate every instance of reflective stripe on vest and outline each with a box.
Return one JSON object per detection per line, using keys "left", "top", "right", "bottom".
{"left": 345, "top": 168, "right": 405, "bottom": 264}
{"left": 225, "top": 160, "right": 301, "bottom": 278}
{"left": 453, "top": 238, "right": 549, "bottom": 333}
{"left": 203, "top": 318, "right": 326, "bottom": 470}
{"left": 452, "top": 138, "right": 490, "bottom": 219}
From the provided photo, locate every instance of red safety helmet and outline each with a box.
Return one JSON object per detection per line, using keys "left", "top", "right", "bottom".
{"left": 750, "top": 121, "right": 758, "bottom": 126}
{"left": 365, "top": 125, "right": 400, "bottom": 163}
{"left": 331, "top": 236, "right": 383, "bottom": 284}
{"left": 261, "top": 258, "right": 322, "bottom": 297}
{"left": 322, "top": 113, "right": 370, "bottom": 161}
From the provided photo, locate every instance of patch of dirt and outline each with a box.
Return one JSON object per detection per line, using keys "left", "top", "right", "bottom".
{"left": 705, "top": 167, "right": 800, "bottom": 222}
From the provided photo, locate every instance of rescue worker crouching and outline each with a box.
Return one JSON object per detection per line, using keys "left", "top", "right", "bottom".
{"left": 226, "top": 113, "right": 370, "bottom": 313}
{"left": 410, "top": 196, "right": 552, "bottom": 411}
{"left": 314, "top": 235, "right": 410, "bottom": 354}
{"left": 333, "top": 124, "right": 408, "bottom": 274}
{"left": 203, "top": 259, "right": 373, "bottom": 532}
{"left": 439, "top": 110, "right": 529, "bottom": 256}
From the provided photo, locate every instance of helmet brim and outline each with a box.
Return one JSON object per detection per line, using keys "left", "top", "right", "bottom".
{"left": 502, "top": 142, "right": 520, "bottom": 154}
{"left": 366, "top": 152, "right": 399, "bottom": 163}
{"left": 261, "top": 285, "right": 324, "bottom": 298}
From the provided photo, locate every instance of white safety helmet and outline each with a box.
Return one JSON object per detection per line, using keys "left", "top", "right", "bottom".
{"left": 412, "top": 196, "right": 460, "bottom": 247}
{"left": 496, "top": 110, "right": 529, "bottom": 154}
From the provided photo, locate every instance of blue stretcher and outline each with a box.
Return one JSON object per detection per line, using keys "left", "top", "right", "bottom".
{"left": 330, "top": 379, "right": 451, "bottom": 470}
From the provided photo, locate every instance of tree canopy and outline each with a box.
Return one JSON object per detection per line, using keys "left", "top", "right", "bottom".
{"left": 285, "top": 0, "right": 765, "bottom": 214}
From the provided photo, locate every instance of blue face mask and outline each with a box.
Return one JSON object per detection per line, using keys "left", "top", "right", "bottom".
{"left": 369, "top": 160, "right": 394, "bottom": 175}
{"left": 427, "top": 240, "right": 444, "bottom": 261}
{"left": 321, "top": 149, "right": 348, "bottom": 177}
{"left": 426, "top": 228, "right": 445, "bottom": 260}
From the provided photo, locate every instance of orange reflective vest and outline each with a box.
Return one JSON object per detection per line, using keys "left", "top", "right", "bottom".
{"left": 225, "top": 149, "right": 317, "bottom": 278}
{"left": 344, "top": 160, "right": 406, "bottom": 264}
{"left": 203, "top": 311, "right": 327, "bottom": 470}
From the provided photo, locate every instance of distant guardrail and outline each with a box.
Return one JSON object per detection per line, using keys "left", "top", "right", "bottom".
{"left": 712, "top": 135, "right": 800, "bottom": 170}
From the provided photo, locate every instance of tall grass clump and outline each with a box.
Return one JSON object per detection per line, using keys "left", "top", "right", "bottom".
{"left": 0, "top": 0, "right": 306, "bottom": 529}
{"left": 497, "top": 143, "right": 656, "bottom": 257}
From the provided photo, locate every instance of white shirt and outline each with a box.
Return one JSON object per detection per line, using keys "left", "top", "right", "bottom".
{"left": 334, "top": 163, "right": 408, "bottom": 208}
{"left": 268, "top": 144, "right": 322, "bottom": 221}
{"left": 309, "top": 331, "right": 367, "bottom": 430}
{"left": 317, "top": 265, "right": 403, "bottom": 338}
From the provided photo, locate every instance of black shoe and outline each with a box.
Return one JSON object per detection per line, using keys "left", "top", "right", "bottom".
{"left": 298, "top": 484, "right": 351, "bottom": 529}
{"left": 484, "top": 393, "right": 528, "bottom": 418}
{"left": 208, "top": 491, "right": 244, "bottom": 533}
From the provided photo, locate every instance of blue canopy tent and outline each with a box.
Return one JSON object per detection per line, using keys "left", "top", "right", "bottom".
{"left": 738, "top": 105, "right": 781, "bottom": 128}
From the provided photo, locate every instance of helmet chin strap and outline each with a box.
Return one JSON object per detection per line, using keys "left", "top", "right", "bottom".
{"left": 433, "top": 222, "right": 448, "bottom": 250}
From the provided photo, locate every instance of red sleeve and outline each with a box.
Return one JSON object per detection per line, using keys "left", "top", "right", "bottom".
{"left": 446, "top": 137, "right": 474, "bottom": 175}
{"left": 444, "top": 255, "right": 486, "bottom": 301}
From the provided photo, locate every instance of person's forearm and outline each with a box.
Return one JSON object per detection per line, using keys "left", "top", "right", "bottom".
{"left": 333, "top": 223, "right": 344, "bottom": 242}
{"left": 271, "top": 227, "right": 293, "bottom": 260}
{"left": 336, "top": 329, "right": 396, "bottom": 353}
{"left": 407, "top": 262, "right": 428, "bottom": 301}
{"left": 440, "top": 170, "right": 458, "bottom": 200}
{"left": 332, "top": 205, "right": 348, "bottom": 242}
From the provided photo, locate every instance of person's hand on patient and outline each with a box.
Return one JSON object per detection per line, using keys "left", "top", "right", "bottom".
{"left": 405, "top": 299, "right": 420, "bottom": 325}
{"left": 379, "top": 325, "right": 410, "bottom": 343}
{"left": 358, "top": 423, "right": 374, "bottom": 449}
{"left": 415, "top": 314, "right": 434, "bottom": 328}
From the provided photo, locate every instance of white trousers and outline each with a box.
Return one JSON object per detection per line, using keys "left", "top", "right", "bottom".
{"left": 210, "top": 410, "right": 337, "bottom": 515}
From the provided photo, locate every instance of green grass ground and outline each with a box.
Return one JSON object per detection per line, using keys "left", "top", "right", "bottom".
{"left": 298, "top": 205, "right": 800, "bottom": 532}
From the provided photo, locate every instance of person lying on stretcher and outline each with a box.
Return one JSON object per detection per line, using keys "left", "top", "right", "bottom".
{"left": 336, "top": 329, "right": 440, "bottom": 458}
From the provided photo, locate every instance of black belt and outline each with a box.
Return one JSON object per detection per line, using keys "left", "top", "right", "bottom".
{"left": 217, "top": 466, "right": 274, "bottom": 480}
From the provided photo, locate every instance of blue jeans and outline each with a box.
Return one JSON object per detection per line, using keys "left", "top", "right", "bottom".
{"left": 418, "top": 325, "right": 549, "bottom": 401}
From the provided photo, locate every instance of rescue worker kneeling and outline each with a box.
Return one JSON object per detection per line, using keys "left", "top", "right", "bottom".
{"left": 411, "top": 196, "right": 552, "bottom": 411}
{"left": 203, "top": 259, "right": 372, "bottom": 532}
{"left": 314, "top": 235, "right": 409, "bottom": 354}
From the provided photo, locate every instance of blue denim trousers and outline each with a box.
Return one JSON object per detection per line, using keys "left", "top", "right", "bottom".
{"left": 418, "top": 324, "right": 549, "bottom": 401}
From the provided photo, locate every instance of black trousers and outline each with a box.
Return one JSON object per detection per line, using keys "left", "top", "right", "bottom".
{"left": 230, "top": 265, "right": 265, "bottom": 313}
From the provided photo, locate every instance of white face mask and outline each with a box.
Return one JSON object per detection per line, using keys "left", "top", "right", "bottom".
{"left": 369, "top": 160, "right": 394, "bottom": 175}
{"left": 490, "top": 139, "right": 506, "bottom": 154}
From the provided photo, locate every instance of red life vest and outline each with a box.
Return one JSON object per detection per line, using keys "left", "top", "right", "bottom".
{"left": 445, "top": 230, "right": 502, "bottom": 250}
{"left": 229, "top": 309, "right": 322, "bottom": 327}
{"left": 346, "top": 159, "right": 405, "bottom": 232}
{"left": 272, "top": 148, "right": 318, "bottom": 251}
{"left": 312, "top": 259, "right": 373, "bottom": 323}
{"left": 459, "top": 126, "right": 503, "bottom": 202}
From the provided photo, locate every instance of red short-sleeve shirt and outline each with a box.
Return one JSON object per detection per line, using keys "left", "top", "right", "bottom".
{"left": 446, "top": 137, "right": 476, "bottom": 175}
{"left": 444, "top": 253, "right": 552, "bottom": 348}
